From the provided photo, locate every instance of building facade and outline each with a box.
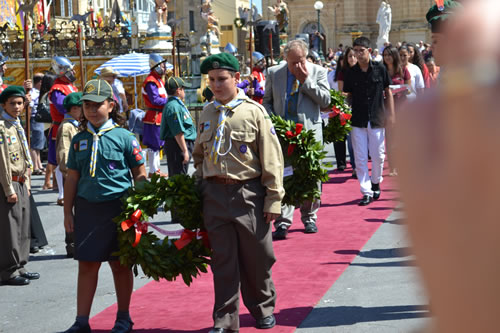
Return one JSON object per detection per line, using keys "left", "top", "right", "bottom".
{"left": 262, "top": 0, "right": 434, "bottom": 51}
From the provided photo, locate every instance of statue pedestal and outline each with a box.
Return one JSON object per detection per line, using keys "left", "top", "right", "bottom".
{"left": 144, "top": 22, "right": 173, "bottom": 50}
{"left": 199, "top": 31, "right": 221, "bottom": 55}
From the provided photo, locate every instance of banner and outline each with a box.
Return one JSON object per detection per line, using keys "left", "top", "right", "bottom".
{"left": 0, "top": 0, "right": 18, "bottom": 27}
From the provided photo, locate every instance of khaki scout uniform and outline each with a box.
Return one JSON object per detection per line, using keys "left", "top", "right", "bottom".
{"left": 192, "top": 95, "right": 284, "bottom": 331}
{"left": 56, "top": 118, "right": 79, "bottom": 177}
{"left": 0, "top": 117, "right": 31, "bottom": 282}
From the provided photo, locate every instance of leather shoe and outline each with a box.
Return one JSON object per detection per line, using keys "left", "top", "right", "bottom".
{"left": 371, "top": 182, "right": 381, "bottom": 200}
{"left": 304, "top": 222, "right": 318, "bottom": 233}
{"left": 111, "top": 318, "right": 134, "bottom": 333}
{"left": 208, "top": 328, "right": 238, "bottom": 333}
{"left": 351, "top": 170, "right": 357, "bottom": 179}
{"left": 272, "top": 225, "right": 288, "bottom": 240}
{"left": 256, "top": 314, "right": 276, "bottom": 329}
{"left": 21, "top": 272, "right": 40, "bottom": 280}
{"left": 358, "top": 195, "right": 373, "bottom": 206}
{"left": 3, "top": 276, "right": 30, "bottom": 286}
{"left": 30, "top": 246, "right": 40, "bottom": 253}
{"left": 63, "top": 321, "right": 91, "bottom": 333}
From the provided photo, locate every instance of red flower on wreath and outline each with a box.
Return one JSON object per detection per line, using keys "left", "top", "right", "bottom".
{"left": 330, "top": 106, "right": 352, "bottom": 126}
{"left": 286, "top": 123, "right": 304, "bottom": 156}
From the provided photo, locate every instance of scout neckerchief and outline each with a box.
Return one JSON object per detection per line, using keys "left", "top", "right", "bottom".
{"left": 210, "top": 89, "right": 246, "bottom": 164}
{"left": 87, "top": 119, "right": 118, "bottom": 177}
{"left": 63, "top": 113, "right": 80, "bottom": 128}
{"left": 1, "top": 111, "right": 33, "bottom": 170}
{"left": 171, "top": 96, "right": 192, "bottom": 120}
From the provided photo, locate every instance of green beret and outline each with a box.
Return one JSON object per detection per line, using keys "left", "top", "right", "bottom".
{"left": 0, "top": 85, "right": 25, "bottom": 104}
{"left": 426, "top": 0, "right": 462, "bottom": 33}
{"left": 200, "top": 53, "right": 240, "bottom": 74}
{"left": 63, "top": 92, "right": 83, "bottom": 112}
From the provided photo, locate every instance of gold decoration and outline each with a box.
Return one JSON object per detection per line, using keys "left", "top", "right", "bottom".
{"left": 87, "top": 40, "right": 95, "bottom": 47}
{"left": 32, "top": 41, "right": 42, "bottom": 51}
{"left": 120, "top": 38, "right": 128, "bottom": 46}
{"left": 43, "top": 33, "right": 51, "bottom": 41}
{"left": 111, "top": 30, "right": 119, "bottom": 38}
{"left": 68, "top": 40, "right": 76, "bottom": 48}
{"left": 0, "top": 45, "right": 3, "bottom": 51}
{"left": 97, "top": 30, "right": 104, "bottom": 38}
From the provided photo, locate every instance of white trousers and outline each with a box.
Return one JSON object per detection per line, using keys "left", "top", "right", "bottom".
{"left": 55, "top": 165, "right": 64, "bottom": 200}
{"left": 351, "top": 123, "right": 385, "bottom": 196}
{"left": 146, "top": 149, "right": 161, "bottom": 173}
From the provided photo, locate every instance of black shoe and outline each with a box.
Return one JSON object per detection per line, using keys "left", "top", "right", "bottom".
{"left": 304, "top": 222, "right": 318, "bottom": 233}
{"left": 111, "top": 318, "right": 133, "bottom": 333}
{"left": 358, "top": 195, "right": 373, "bottom": 206}
{"left": 30, "top": 246, "right": 40, "bottom": 254}
{"left": 67, "top": 252, "right": 74, "bottom": 258}
{"left": 272, "top": 226, "right": 288, "bottom": 240}
{"left": 3, "top": 276, "right": 30, "bottom": 286}
{"left": 20, "top": 272, "right": 40, "bottom": 280}
{"left": 256, "top": 314, "right": 276, "bottom": 329}
{"left": 337, "top": 165, "right": 346, "bottom": 171}
{"left": 209, "top": 328, "right": 237, "bottom": 333}
{"left": 371, "top": 182, "right": 381, "bottom": 200}
{"left": 351, "top": 170, "right": 357, "bottom": 179}
{"left": 63, "top": 321, "right": 91, "bottom": 333}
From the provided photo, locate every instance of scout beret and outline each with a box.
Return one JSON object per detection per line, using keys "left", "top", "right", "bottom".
{"left": 63, "top": 92, "right": 83, "bottom": 112}
{"left": 0, "top": 85, "right": 25, "bottom": 104}
{"left": 166, "top": 76, "right": 192, "bottom": 91}
{"left": 81, "top": 79, "right": 113, "bottom": 103}
{"left": 200, "top": 53, "right": 240, "bottom": 74}
{"left": 426, "top": 0, "right": 462, "bottom": 33}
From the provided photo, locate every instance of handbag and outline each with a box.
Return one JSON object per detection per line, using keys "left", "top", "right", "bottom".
{"left": 34, "top": 92, "right": 52, "bottom": 123}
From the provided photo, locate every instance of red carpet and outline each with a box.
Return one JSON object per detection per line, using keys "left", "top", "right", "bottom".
{"left": 91, "top": 166, "right": 398, "bottom": 332}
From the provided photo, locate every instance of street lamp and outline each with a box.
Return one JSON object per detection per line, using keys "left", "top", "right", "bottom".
{"left": 314, "top": 1, "right": 324, "bottom": 61}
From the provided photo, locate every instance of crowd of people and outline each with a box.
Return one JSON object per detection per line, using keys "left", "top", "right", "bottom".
{"left": 3, "top": 0, "right": 493, "bottom": 332}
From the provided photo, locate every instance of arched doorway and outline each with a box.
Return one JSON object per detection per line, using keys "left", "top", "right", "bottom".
{"left": 302, "top": 21, "right": 326, "bottom": 58}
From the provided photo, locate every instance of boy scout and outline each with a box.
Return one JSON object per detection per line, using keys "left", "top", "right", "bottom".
{"left": 56, "top": 92, "right": 82, "bottom": 257}
{"left": 159, "top": 76, "right": 195, "bottom": 176}
{"left": 192, "top": 53, "right": 284, "bottom": 332}
{"left": 0, "top": 86, "right": 40, "bottom": 286}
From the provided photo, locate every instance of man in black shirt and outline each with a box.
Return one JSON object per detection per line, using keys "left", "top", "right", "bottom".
{"left": 343, "top": 36, "right": 395, "bottom": 205}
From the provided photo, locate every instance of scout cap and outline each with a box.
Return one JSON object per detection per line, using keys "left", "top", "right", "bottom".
{"left": 81, "top": 79, "right": 113, "bottom": 103}
{"left": 200, "top": 53, "right": 240, "bottom": 74}
{"left": 63, "top": 92, "right": 83, "bottom": 112}
{"left": 0, "top": 85, "right": 25, "bottom": 104}
{"left": 99, "top": 66, "right": 119, "bottom": 77}
{"left": 166, "top": 76, "right": 192, "bottom": 90}
{"left": 426, "top": 0, "right": 462, "bottom": 33}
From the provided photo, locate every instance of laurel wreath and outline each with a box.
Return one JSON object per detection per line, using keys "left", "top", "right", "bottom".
{"left": 270, "top": 115, "right": 330, "bottom": 206}
{"left": 234, "top": 18, "right": 244, "bottom": 29}
{"left": 323, "top": 89, "right": 353, "bottom": 144}
{"left": 113, "top": 174, "right": 211, "bottom": 286}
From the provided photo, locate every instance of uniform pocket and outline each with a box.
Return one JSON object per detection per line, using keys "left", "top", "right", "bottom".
{"left": 230, "top": 130, "right": 256, "bottom": 160}
{"left": 102, "top": 150, "right": 125, "bottom": 174}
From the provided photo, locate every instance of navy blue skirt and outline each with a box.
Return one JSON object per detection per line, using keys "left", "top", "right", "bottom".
{"left": 30, "top": 118, "right": 46, "bottom": 151}
{"left": 73, "top": 196, "right": 122, "bottom": 262}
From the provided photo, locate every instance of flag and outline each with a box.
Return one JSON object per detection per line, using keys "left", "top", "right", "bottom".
{"left": 109, "top": 0, "right": 121, "bottom": 29}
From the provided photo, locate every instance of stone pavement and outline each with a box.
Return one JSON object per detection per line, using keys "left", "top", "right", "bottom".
{"left": 0, "top": 148, "right": 432, "bottom": 333}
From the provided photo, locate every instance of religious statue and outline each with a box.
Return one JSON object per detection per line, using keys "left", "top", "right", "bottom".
{"left": 268, "top": 0, "right": 289, "bottom": 33}
{"left": 155, "top": 0, "right": 169, "bottom": 26}
{"left": 200, "top": 0, "right": 221, "bottom": 37}
{"left": 376, "top": 1, "right": 392, "bottom": 51}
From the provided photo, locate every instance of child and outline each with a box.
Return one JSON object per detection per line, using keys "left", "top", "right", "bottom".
{"left": 56, "top": 92, "right": 82, "bottom": 258}
{"left": 0, "top": 86, "right": 40, "bottom": 286}
{"left": 63, "top": 79, "right": 147, "bottom": 333}
{"left": 193, "top": 53, "right": 284, "bottom": 332}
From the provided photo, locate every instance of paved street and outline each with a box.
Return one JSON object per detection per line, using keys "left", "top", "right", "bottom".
{"left": 0, "top": 148, "right": 431, "bottom": 333}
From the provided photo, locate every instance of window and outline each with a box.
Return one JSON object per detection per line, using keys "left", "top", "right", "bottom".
{"left": 189, "top": 10, "right": 195, "bottom": 31}
{"left": 53, "top": 0, "right": 78, "bottom": 17}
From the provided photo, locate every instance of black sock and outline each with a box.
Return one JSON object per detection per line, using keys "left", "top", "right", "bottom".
{"left": 75, "top": 315, "right": 89, "bottom": 326}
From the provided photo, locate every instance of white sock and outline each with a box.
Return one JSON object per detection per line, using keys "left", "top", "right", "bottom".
{"left": 55, "top": 166, "right": 64, "bottom": 200}
{"left": 146, "top": 149, "right": 157, "bottom": 173}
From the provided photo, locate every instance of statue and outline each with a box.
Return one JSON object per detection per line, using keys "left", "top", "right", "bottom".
{"left": 155, "top": 0, "right": 169, "bottom": 26}
{"left": 268, "top": 0, "right": 289, "bottom": 33}
{"left": 376, "top": 1, "right": 392, "bottom": 51}
{"left": 200, "top": 0, "right": 221, "bottom": 37}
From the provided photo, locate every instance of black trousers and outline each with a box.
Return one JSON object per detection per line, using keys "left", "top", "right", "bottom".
{"left": 164, "top": 137, "right": 194, "bottom": 176}
{"left": 333, "top": 140, "right": 347, "bottom": 168}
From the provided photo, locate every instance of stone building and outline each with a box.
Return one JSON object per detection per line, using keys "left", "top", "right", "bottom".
{"left": 261, "top": 0, "right": 434, "bottom": 51}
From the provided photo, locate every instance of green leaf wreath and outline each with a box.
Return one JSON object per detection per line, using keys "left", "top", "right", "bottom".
{"left": 323, "top": 89, "right": 353, "bottom": 144}
{"left": 113, "top": 174, "right": 211, "bottom": 286}
{"left": 270, "top": 115, "right": 330, "bottom": 206}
